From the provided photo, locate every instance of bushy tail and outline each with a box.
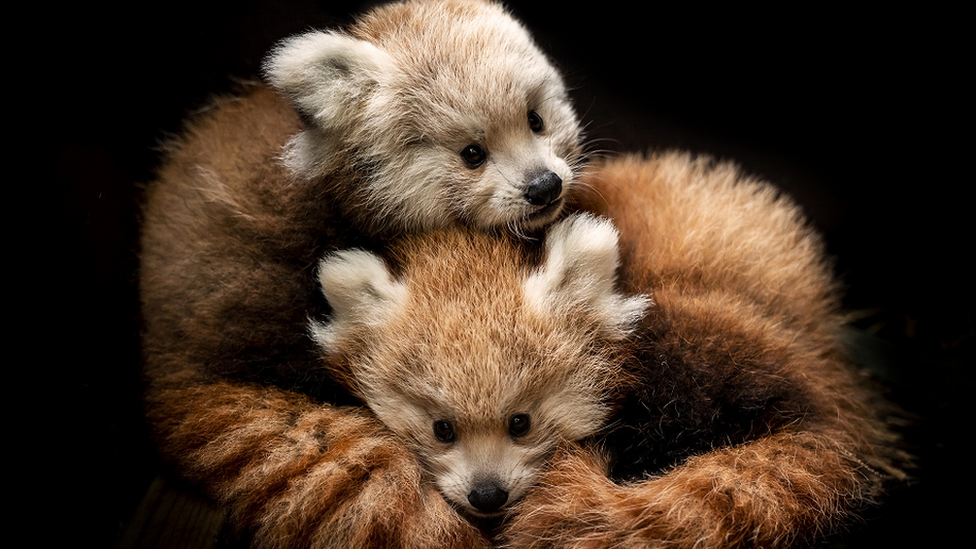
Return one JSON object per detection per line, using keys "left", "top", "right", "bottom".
{"left": 503, "top": 429, "right": 886, "bottom": 549}
{"left": 145, "top": 370, "right": 489, "bottom": 549}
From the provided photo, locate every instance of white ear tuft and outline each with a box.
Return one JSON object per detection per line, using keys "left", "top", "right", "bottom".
{"left": 263, "top": 31, "right": 394, "bottom": 130}
{"left": 309, "top": 249, "right": 408, "bottom": 351}
{"left": 525, "top": 214, "right": 649, "bottom": 334}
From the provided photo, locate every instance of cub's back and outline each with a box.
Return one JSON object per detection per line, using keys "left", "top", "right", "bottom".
{"left": 140, "top": 86, "right": 360, "bottom": 395}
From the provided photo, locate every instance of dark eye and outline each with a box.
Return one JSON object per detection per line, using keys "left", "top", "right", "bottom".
{"left": 508, "top": 414, "right": 531, "bottom": 438}
{"left": 460, "top": 144, "right": 487, "bottom": 168}
{"left": 433, "top": 420, "right": 456, "bottom": 443}
{"left": 528, "top": 111, "right": 544, "bottom": 133}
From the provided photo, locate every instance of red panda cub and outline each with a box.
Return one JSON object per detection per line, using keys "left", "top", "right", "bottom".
{"left": 263, "top": 0, "right": 581, "bottom": 234}
{"left": 309, "top": 213, "right": 648, "bottom": 518}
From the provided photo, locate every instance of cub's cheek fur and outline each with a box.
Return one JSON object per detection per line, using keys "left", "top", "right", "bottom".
{"left": 263, "top": 0, "right": 583, "bottom": 233}
{"left": 311, "top": 213, "right": 649, "bottom": 516}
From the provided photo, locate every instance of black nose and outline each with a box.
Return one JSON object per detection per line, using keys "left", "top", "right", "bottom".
{"left": 467, "top": 481, "right": 509, "bottom": 513}
{"left": 524, "top": 170, "right": 563, "bottom": 206}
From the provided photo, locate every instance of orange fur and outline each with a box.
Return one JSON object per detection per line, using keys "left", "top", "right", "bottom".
{"left": 501, "top": 152, "right": 904, "bottom": 548}
{"left": 140, "top": 1, "right": 902, "bottom": 545}
{"left": 138, "top": 65, "right": 492, "bottom": 549}
{"left": 146, "top": 378, "right": 485, "bottom": 548}
{"left": 141, "top": 97, "right": 902, "bottom": 549}
{"left": 309, "top": 215, "right": 646, "bottom": 517}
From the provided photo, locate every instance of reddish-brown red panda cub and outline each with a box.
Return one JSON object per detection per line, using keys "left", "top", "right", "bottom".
{"left": 309, "top": 213, "right": 648, "bottom": 517}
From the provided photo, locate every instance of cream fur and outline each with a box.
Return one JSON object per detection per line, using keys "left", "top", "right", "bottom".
{"left": 524, "top": 214, "right": 651, "bottom": 334}
{"left": 263, "top": 0, "right": 583, "bottom": 233}
{"left": 310, "top": 249, "right": 409, "bottom": 351}
{"left": 264, "top": 32, "right": 395, "bottom": 131}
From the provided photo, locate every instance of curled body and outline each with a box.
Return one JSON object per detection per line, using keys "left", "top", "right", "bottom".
{"left": 140, "top": 0, "right": 902, "bottom": 545}
{"left": 501, "top": 152, "right": 907, "bottom": 548}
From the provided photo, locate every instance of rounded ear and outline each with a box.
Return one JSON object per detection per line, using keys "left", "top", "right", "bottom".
{"left": 524, "top": 214, "right": 649, "bottom": 334}
{"left": 309, "top": 249, "right": 408, "bottom": 351}
{"left": 263, "top": 31, "right": 394, "bottom": 131}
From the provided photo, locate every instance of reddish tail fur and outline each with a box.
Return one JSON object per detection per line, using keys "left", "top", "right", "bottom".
{"left": 501, "top": 152, "right": 905, "bottom": 548}
{"left": 145, "top": 372, "right": 489, "bottom": 548}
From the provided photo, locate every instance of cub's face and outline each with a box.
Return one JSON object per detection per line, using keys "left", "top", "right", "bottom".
{"left": 352, "top": 308, "right": 618, "bottom": 517}
{"left": 265, "top": 0, "right": 583, "bottom": 233}
{"left": 364, "top": 54, "right": 582, "bottom": 233}
{"left": 311, "top": 215, "right": 649, "bottom": 516}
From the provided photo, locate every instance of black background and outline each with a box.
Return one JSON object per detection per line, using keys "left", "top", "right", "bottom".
{"left": 42, "top": 1, "right": 969, "bottom": 547}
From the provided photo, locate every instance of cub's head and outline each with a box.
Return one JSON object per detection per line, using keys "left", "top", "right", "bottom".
{"left": 310, "top": 214, "right": 649, "bottom": 517}
{"left": 264, "top": 0, "right": 582, "bottom": 234}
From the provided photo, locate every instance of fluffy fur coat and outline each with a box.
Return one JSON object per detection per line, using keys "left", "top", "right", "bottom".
{"left": 501, "top": 153, "right": 904, "bottom": 547}
{"left": 139, "top": 1, "right": 902, "bottom": 547}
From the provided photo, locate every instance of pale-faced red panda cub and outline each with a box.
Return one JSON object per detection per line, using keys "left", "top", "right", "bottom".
{"left": 308, "top": 213, "right": 648, "bottom": 517}
{"left": 263, "top": 0, "right": 582, "bottom": 235}
{"left": 141, "top": 0, "right": 580, "bottom": 390}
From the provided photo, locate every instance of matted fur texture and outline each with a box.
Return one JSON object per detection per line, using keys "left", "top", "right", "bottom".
{"left": 499, "top": 152, "right": 906, "bottom": 548}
